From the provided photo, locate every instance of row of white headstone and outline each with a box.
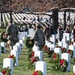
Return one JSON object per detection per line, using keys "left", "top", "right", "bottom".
{"left": 32, "top": 44, "right": 47, "bottom": 75}
{"left": 19, "top": 30, "right": 47, "bottom": 75}
{"left": 0, "top": 31, "right": 73, "bottom": 75}
{"left": 33, "top": 44, "right": 71, "bottom": 73}
{"left": 18, "top": 28, "right": 35, "bottom": 40}
{"left": 50, "top": 33, "right": 71, "bottom": 44}
{"left": 20, "top": 29, "right": 47, "bottom": 75}
{"left": 46, "top": 32, "right": 75, "bottom": 73}
{"left": 25, "top": 30, "right": 74, "bottom": 74}
{"left": 18, "top": 30, "right": 75, "bottom": 74}
{"left": 0, "top": 33, "right": 25, "bottom": 75}
{"left": 1, "top": 13, "right": 50, "bottom": 27}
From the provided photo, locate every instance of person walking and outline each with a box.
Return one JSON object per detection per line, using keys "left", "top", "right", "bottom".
{"left": 57, "top": 25, "right": 64, "bottom": 41}
{"left": 44, "top": 24, "right": 53, "bottom": 41}
{"left": 32, "top": 24, "right": 45, "bottom": 50}
{"left": 6, "top": 21, "right": 19, "bottom": 49}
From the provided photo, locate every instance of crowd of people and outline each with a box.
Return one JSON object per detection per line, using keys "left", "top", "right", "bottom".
{"left": 18, "top": 25, "right": 28, "bottom": 32}
{"left": 2, "top": 18, "right": 75, "bottom": 51}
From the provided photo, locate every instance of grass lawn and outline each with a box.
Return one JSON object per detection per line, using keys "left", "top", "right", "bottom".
{"left": 0, "top": 28, "right": 74, "bottom": 75}
{"left": 0, "top": 41, "right": 73, "bottom": 75}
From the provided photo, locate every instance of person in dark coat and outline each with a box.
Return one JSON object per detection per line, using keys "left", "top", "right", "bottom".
{"left": 33, "top": 24, "right": 45, "bottom": 50}
{"left": 57, "top": 25, "right": 63, "bottom": 41}
{"left": 44, "top": 24, "right": 53, "bottom": 41}
{"left": 6, "top": 21, "right": 19, "bottom": 49}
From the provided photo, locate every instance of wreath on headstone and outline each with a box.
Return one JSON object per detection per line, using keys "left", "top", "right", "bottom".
{"left": 59, "top": 59, "right": 68, "bottom": 72}
{"left": 62, "top": 47, "right": 66, "bottom": 53}
{"left": 32, "top": 70, "right": 43, "bottom": 75}
{"left": 50, "top": 53, "right": 60, "bottom": 63}
{"left": 68, "top": 49, "right": 73, "bottom": 58}
{"left": 2, "top": 67, "right": 11, "bottom": 75}
{"left": 1, "top": 32, "right": 8, "bottom": 42}
{"left": 52, "top": 59, "right": 68, "bottom": 72}
{"left": 25, "top": 37, "right": 34, "bottom": 48}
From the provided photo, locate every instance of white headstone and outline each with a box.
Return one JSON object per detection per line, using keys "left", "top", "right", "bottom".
{"left": 2, "top": 14, "right": 6, "bottom": 27}
{"left": 34, "top": 51, "right": 43, "bottom": 61}
{"left": 61, "top": 53, "right": 70, "bottom": 71}
{"left": 3, "top": 58, "right": 13, "bottom": 75}
{"left": 11, "top": 50, "right": 18, "bottom": 66}
{"left": 13, "top": 45, "right": 18, "bottom": 50}
{"left": 35, "top": 61, "right": 47, "bottom": 75}
{"left": 69, "top": 45, "right": 75, "bottom": 58}
{"left": 50, "top": 44, "right": 55, "bottom": 50}
{"left": 16, "top": 43, "right": 21, "bottom": 55}
{"left": 45, "top": 41, "right": 51, "bottom": 47}
{"left": 1, "top": 42, "right": 6, "bottom": 53}
{"left": 63, "top": 33, "right": 70, "bottom": 41}
{"left": 56, "top": 33, "right": 59, "bottom": 39}
{"left": 22, "top": 37, "right": 25, "bottom": 41}
{"left": 54, "top": 48, "right": 61, "bottom": 56}
{"left": 0, "top": 73, "right": 3, "bottom": 75}
{"left": 62, "top": 36, "right": 67, "bottom": 43}
{"left": 58, "top": 41, "right": 63, "bottom": 48}
{"left": 19, "top": 39, "right": 23, "bottom": 48}
{"left": 45, "top": 40, "right": 49, "bottom": 46}
{"left": 32, "top": 44, "right": 40, "bottom": 51}
{"left": 13, "top": 45, "right": 19, "bottom": 56}
{"left": 50, "top": 34, "right": 56, "bottom": 43}
{"left": 73, "top": 65, "right": 75, "bottom": 73}
{"left": 28, "top": 28, "right": 34, "bottom": 38}
{"left": 71, "top": 37, "right": 74, "bottom": 42}
{"left": 19, "top": 32, "right": 27, "bottom": 40}
{"left": 63, "top": 43, "right": 68, "bottom": 51}
{"left": 74, "top": 42, "right": 75, "bottom": 46}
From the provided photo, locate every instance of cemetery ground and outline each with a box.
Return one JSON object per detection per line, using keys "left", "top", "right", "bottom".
{"left": 0, "top": 28, "right": 74, "bottom": 75}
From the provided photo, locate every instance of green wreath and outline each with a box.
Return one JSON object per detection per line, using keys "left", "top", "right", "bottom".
{"left": 59, "top": 59, "right": 68, "bottom": 72}
{"left": 25, "top": 37, "right": 34, "bottom": 48}
{"left": 50, "top": 53, "right": 60, "bottom": 63}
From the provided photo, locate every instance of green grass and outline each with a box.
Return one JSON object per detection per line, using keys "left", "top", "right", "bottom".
{"left": 0, "top": 42, "right": 73, "bottom": 75}
{"left": 0, "top": 28, "right": 74, "bottom": 75}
